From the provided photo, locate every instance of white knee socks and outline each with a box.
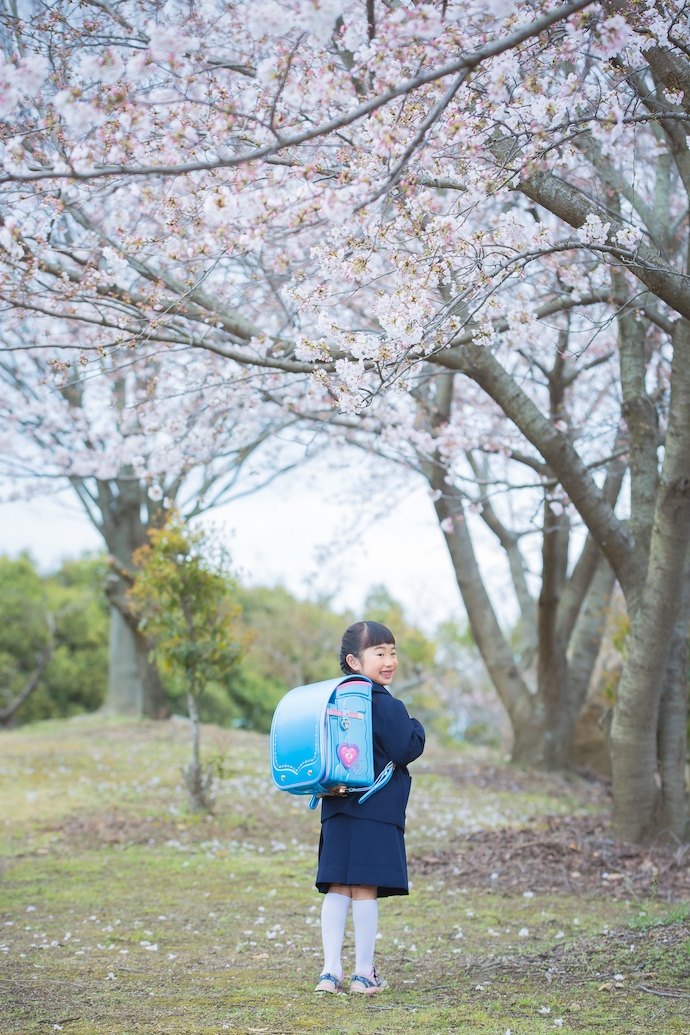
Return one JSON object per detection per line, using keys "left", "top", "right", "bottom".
{"left": 352, "top": 898, "right": 378, "bottom": 975}
{"left": 320, "top": 892, "right": 350, "bottom": 976}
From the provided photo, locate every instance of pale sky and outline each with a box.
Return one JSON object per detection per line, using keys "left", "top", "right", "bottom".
{"left": 0, "top": 447, "right": 522, "bottom": 635}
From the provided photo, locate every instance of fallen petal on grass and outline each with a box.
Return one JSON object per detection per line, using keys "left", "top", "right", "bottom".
{"left": 2, "top": 717, "right": 688, "bottom": 1035}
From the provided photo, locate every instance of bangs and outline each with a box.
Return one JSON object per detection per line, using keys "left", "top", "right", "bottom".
{"left": 339, "top": 620, "right": 396, "bottom": 674}
{"left": 360, "top": 621, "right": 395, "bottom": 649}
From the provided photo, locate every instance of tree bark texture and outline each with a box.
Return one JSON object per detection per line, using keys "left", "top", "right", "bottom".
{"left": 561, "top": 555, "right": 616, "bottom": 759}
{"left": 104, "top": 605, "right": 166, "bottom": 718}
{"left": 657, "top": 560, "right": 690, "bottom": 840}
{"left": 428, "top": 40, "right": 690, "bottom": 834}
{"left": 610, "top": 319, "right": 690, "bottom": 841}
{"left": 534, "top": 500, "right": 570, "bottom": 767}
{"left": 614, "top": 271, "right": 659, "bottom": 583}
{"left": 85, "top": 472, "right": 167, "bottom": 718}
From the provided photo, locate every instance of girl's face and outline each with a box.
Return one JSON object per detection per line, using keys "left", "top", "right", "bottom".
{"left": 346, "top": 642, "right": 398, "bottom": 685}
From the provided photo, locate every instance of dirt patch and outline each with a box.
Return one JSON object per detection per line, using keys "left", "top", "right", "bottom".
{"left": 44, "top": 810, "right": 190, "bottom": 848}
{"left": 409, "top": 814, "right": 690, "bottom": 900}
{"left": 419, "top": 760, "right": 610, "bottom": 806}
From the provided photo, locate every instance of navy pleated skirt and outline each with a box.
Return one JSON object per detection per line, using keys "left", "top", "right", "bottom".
{"left": 316, "top": 814, "right": 409, "bottom": 897}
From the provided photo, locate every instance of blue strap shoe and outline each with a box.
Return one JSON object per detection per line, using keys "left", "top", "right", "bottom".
{"left": 314, "top": 971, "right": 343, "bottom": 993}
{"left": 349, "top": 967, "right": 388, "bottom": 994}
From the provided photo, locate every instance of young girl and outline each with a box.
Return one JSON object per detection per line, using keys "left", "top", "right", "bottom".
{"left": 315, "top": 620, "right": 426, "bottom": 995}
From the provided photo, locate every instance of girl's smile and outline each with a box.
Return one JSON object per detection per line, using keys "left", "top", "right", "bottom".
{"left": 345, "top": 643, "right": 398, "bottom": 685}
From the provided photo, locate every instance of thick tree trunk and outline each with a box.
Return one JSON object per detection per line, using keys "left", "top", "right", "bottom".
{"left": 91, "top": 472, "right": 168, "bottom": 718}
{"left": 104, "top": 605, "right": 166, "bottom": 718}
{"left": 562, "top": 556, "right": 616, "bottom": 760}
{"left": 534, "top": 501, "right": 570, "bottom": 768}
{"left": 612, "top": 609, "right": 682, "bottom": 842}
{"left": 657, "top": 629, "right": 689, "bottom": 840}
{"left": 611, "top": 319, "right": 690, "bottom": 842}
{"left": 657, "top": 562, "right": 690, "bottom": 840}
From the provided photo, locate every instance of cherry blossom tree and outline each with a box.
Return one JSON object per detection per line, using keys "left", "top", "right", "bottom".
{"left": 0, "top": 0, "right": 688, "bottom": 842}
{"left": 316, "top": 323, "right": 626, "bottom": 770}
{"left": 0, "top": 346, "right": 315, "bottom": 715}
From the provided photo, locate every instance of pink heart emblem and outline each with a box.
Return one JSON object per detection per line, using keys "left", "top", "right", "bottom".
{"left": 338, "top": 743, "right": 359, "bottom": 769}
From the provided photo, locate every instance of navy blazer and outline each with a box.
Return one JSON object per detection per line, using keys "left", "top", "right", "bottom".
{"left": 321, "top": 683, "right": 425, "bottom": 830}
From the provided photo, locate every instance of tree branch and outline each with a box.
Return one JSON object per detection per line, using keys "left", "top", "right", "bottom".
{"left": 516, "top": 170, "right": 690, "bottom": 320}
{"left": 429, "top": 341, "right": 637, "bottom": 596}
{"left": 0, "top": 0, "right": 595, "bottom": 184}
{"left": 556, "top": 441, "right": 626, "bottom": 645}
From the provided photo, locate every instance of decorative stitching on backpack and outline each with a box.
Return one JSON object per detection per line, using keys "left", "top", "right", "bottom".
{"left": 271, "top": 693, "right": 320, "bottom": 775}
{"left": 271, "top": 676, "right": 373, "bottom": 784}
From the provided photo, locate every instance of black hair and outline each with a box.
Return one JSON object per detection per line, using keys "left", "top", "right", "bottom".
{"left": 340, "top": 621, "right": 395, "bottom": 675}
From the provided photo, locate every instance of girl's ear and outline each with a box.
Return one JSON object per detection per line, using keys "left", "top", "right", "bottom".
{"left": 346, "top": 653, "right": 361, "bottom": 672}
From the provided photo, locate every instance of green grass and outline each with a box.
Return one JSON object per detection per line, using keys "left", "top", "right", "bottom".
{"left": 1, "top": 715, "right": 689, "bottom": 1034}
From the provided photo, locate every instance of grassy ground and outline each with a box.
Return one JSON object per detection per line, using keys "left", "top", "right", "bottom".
{"left": 1, "top": 715, "right": 689, "bottom": 1034}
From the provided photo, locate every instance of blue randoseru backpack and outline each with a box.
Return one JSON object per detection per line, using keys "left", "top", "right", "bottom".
{"left": 270, "top": 674, "right": 395, "bottom": 809}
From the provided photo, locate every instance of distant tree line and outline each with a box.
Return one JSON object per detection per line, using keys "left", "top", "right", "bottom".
{"left": 0, "top": 551, "right": 489, "bottom": 741}
{"left": 0, "top": 553, "right": 109, "bottom": 726}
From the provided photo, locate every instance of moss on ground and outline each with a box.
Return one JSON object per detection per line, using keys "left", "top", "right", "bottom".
{"left": 1, "top": 716, "right": 689, "bottom": 1034}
